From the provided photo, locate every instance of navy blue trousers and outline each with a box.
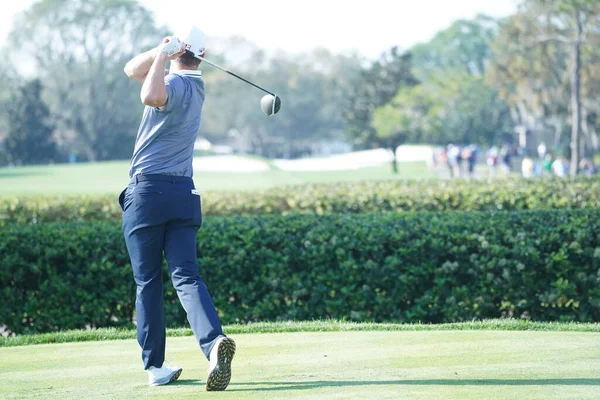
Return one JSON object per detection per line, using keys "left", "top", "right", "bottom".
{"left": 119, "top": 175, "right": 224, "bottom": 370}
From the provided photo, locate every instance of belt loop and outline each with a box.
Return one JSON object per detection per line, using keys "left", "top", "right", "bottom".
{"left": 171, "top": 176, "right": 175, "bottom": 184}
{"left": 135, "top": 175, "right": 140, "bottom": 184}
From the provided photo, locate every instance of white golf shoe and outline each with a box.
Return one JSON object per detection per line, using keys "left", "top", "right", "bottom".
{"left": 147, "top": 365, "right": 183, "bottom": 386}
{"left": 206, "top": 337, "right": 236, "bottom": 391}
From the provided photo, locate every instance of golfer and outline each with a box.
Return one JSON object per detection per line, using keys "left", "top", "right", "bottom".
{"left": 118, "top": 26, "right": 235, "bottom": 391}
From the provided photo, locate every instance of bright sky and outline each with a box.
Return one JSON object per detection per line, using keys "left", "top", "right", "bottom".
{"left": 0, "top": 0, "right": 519, "bottom": 59}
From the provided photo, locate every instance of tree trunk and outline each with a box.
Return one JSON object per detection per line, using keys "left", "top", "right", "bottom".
{"left": 581, "top": 109, "right": 589, "bottom": 159}
{"left": 570, "top": 8, "right": 583, "bottom": 176}
{"left": 391, "top": 148, "right": 398, "bottom": 174}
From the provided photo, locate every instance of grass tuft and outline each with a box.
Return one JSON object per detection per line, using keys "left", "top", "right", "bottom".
{"left": 2, "top": 319, "right": 599, "bottom": 348}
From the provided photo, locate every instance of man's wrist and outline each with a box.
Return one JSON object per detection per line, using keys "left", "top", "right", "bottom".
{"left": 155, "top": 52, "right": 168, "bottom": 64}
{"left": 150, "top": 49, "right": 167, "bottom": 62}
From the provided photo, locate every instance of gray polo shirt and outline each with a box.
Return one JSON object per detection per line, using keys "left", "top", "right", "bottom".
{"left": 128, "top": 70, "right": 205, "bottom": 178}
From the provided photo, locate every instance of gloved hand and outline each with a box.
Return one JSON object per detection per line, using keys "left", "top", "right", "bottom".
{"left": 158, "top": 36, "right": 184, "bottom": 57}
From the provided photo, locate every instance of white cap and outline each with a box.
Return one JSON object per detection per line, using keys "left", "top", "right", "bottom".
{"left": 175, "top": 25, "right": 206, "bottom": 59}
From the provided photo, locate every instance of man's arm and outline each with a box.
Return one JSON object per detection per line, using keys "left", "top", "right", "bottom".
{"left": 124, "top": 47, "right": 158, "bottom": 83}
{"left": 139, "top": 37, "right": 186, "bottom": 109}
{"left": 140, "top": 52, "right": 169, "bottom": 108}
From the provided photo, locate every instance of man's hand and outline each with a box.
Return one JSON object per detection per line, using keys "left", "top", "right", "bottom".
{"left": 158, "top": 36, "right": 186, "bottom": 60}
{"left": 125, "top": 36, "right": 187, "bottom": 82}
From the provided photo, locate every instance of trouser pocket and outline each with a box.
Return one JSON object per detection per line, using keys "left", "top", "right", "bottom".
{"left": 118, "top": 189, "right": 126, "bottom": 212}
{"left": 192, "top": 192, "right": 202, "bottom": 228}
{"left": 118, "top": 185, "right": 135, "bottom": 212}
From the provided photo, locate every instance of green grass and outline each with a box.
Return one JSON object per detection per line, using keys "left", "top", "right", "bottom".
{"left": 0, "top": 160, "right": 434, "bottom": 196}
{"left": 3, "top": 319, "right": 600, "bottom": 348}
{"left": 1, "top": 325, "right": 599, "bottom": 399}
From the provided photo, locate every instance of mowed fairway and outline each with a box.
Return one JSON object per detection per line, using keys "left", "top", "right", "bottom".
{"left": 0, "top": 160, "right": 435, "bottom": 196}
{"left": 2, "top": 330, "right": 600, "bottom": 400}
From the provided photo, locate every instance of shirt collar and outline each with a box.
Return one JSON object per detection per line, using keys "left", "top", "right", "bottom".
{"left": 175, "top": 70, "right": 202, "bottom": 78}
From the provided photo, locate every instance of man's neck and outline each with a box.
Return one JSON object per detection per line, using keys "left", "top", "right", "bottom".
{"left": 169, "top": 63, "right": 198, "bottom": 74}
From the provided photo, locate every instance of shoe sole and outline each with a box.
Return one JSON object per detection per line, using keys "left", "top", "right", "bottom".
{"left": 150, "top": 368, "right": 183, "bottom": 386}
{"left": 206, "top": 338, "right": 236, "bottom": 391}
{"left": 169, "top": 368, "right": 183, "bottom": 384}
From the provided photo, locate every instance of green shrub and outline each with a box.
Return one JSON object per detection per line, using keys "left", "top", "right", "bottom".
{"left": 1, "top": 178, "right": 600, "bottom": 225}
{"left": 1, "top": 210, "right": 599, "bottom": 334}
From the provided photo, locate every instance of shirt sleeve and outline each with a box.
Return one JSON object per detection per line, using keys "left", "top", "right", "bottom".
{"left": 158, "top": 74, "right": 186, "bottom": 113}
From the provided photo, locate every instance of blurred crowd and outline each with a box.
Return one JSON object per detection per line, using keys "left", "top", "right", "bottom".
{"left": 434, "top": 142, "right": 598, "bottom": 179}
{"left": 518, "top": 142, "right": 597, "bottom": 178}
{"left": 439, "top": 144, "right": 481, "bottom": 178}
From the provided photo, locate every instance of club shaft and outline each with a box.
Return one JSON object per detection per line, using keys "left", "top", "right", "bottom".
{"left": 198, "top": 56, "right": 275, "bottom": 97}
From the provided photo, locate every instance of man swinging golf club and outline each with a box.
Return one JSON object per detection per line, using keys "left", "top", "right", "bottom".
{"left": 119, "top": 25, "right": 235, "bottom": 391}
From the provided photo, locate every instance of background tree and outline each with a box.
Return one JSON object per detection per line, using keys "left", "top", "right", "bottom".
{"left": 5, "top": 79, "right": 58, "bottom": 165}
{"left": 488, "top": 0, "right": 600, "bottom": 174}
{"left": 0, "top": 56, "right": 24, "bottom": 165}
{"left": 343, "top": 48, "right": 418, "bottom": 172}
{"left": 201, "top": 47, "right": 361, "bottom": 158}
{"left": 410, "top": 14, "right": 499, "bottom": 80}
{"left": 369, "top": 16, "right": 512, "bottom": 160}
{"left": 8, "top": 0, "right": 165, "bottom": 161}
{"left": 2, "top": 0, "right": 597, "bottom": 169}
{"left": 373, "top": 72, "right": 512, "bottom": 147}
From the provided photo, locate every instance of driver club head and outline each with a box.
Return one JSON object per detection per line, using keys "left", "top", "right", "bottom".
{"left": 261, "top": 94, "right": 282, "bottom": 116}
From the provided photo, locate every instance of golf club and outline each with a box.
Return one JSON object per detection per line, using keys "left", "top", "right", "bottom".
{"left": 197, "top": 55, "right": 282, "bottom": 116}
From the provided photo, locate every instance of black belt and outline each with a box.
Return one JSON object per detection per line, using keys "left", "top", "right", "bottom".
{"left": 130, "top": 174, "right": 193, "bottom": 184}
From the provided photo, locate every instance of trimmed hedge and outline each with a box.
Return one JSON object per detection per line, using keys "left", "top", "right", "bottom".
{"left": 1, "top": 177, "right": 600, "bottom": 225}
{"left": 1, "top": 210, "right": 599, "bottom": 334}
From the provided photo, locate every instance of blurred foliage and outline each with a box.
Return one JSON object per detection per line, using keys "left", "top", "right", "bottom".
{"left": 2, "top": 177, "right": 600, "bottom": 224}
{"left": 0, "top": 0, "right": 363, "bottom": 162}
{"left": 488, "top": 0, "right": 600, "bottom": 173}
{"left": 6, "top": 0, "right": 165, "bottom": 162}
{"left": 0, "top": 0, "right": 599, "bottom": 166}
{"left": 201, "top": 49, "right": 362, "bottom": 158}
{"left": 2, "top": 209, "right": 599, "bottom": 334}
{"left": 342, "top": 48, "right": 418, "bottom": 151}
{"left": 5, "top": 79, "right": 58, "bottom": 165}
{"left": 410, "top": 14, "right": 499, "bottom": 80}
{"left": 371, "top": 16, "right": 513, "bottom": 148}
{"left": 373, "top": 73, "right": 512, "bottom": 146}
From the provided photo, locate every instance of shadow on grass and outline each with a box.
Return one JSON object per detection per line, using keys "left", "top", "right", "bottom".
{"left": 170, "top": 379, "right": 203, "bottom": 386}
{"left": 227, "top": 379, "right": 600, "bottom": 392}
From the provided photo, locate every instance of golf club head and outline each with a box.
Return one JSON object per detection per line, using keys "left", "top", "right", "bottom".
{"left": 261, "top": 95, "right": 282, "bottom": 116}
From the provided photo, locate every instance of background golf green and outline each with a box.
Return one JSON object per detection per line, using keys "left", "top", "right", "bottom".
{"left": 2, "top": 325, "right": 599, "bottom": 399}
{"left": 0, "top": 160, "right": 435, "bottom": 196}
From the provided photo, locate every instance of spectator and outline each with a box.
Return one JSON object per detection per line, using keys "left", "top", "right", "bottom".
{"left": 542, "top": 154, "right": 553, "bottom": 176}
{"left": 429, "top": 147, "right": 442, "bottom": 169}
{"left": 462, "top": 144, "right": 479, "bottom": 179}
{"left": 521, "top": 156, "right": 534, "bottom": 178}
{"left": 447, "top": 144, "right": 461, "bottom": 178}
{"left": 537, "top": 142, "right": 547, "bottom": 159}
{"left": 533, "top": 159, "right": 543, "bottom": 176}
{"left": 500, "top": 145, "right": 512, "bottom": 177}
{"left": 579, "top": 158, "right": 596, "bottom": 176}
{"left": 456, "top": 146, "right": 466, "bottom": 178}
{"left": 438, "top": 147, "right": 448, "bottom": 168}
{"left": 552, "top": 156, "right": 568, "bottom": 177}
{"left": 487, "top": 146, "right": 499, "bottom": 178}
